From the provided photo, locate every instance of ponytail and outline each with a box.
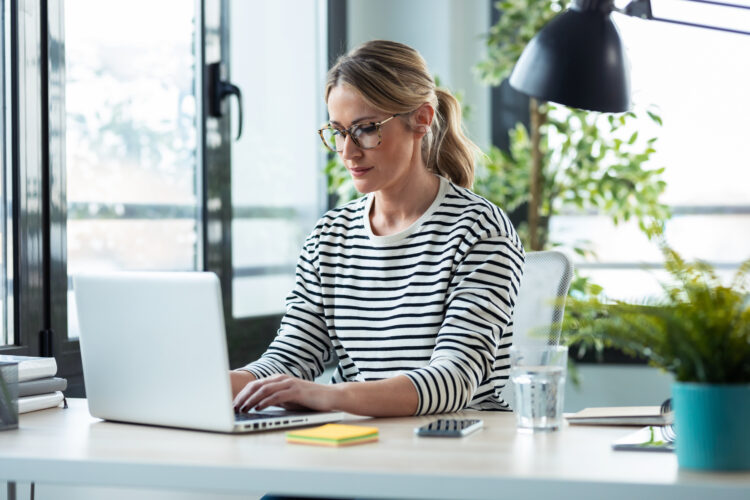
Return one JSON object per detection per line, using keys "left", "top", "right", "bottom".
{"left": 425, "top": 89, "right": 477, "bottom": 188}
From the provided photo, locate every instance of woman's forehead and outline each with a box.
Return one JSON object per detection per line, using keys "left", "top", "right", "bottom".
{"left": 327, "top": 85, "right": 381, "bottom": 124}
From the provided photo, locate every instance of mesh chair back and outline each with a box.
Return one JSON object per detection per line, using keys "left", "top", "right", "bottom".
{"left": 511, "top": 250, "right": 574, "bottom": 347}
{"left": 502, "top": 250, "right": 574, "bottom": 409}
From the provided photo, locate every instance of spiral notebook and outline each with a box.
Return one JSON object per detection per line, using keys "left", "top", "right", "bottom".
{"left": 612, "top": 426, "right": 675, "bottom": 452}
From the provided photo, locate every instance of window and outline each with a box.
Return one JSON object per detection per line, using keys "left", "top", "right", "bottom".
{"left": 0, "top": 0, "right": 330, "bottom": 388}
{"left": 229, "top": 0, "right": 327, "bottom": 318}
{"left": 65, "top": 0, "right": 200, "bottom": 337}
{"left": 549, "top": 1, "right": 750, "bottom": 300}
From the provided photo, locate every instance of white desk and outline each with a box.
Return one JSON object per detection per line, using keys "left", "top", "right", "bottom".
{"left": 1, "top": 399, "right": 748, "bottom": 499}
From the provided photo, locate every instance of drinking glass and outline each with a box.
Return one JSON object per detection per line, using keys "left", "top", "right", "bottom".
{"left": 510, "top": 345, "right": 568, "bottom": 432}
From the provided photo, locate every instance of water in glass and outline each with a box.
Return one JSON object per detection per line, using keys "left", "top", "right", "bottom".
{"left": 511, "top": 364, "right": 566, "bottom": 431}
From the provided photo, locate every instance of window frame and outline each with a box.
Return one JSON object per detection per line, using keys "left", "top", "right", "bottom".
{"left": 0, "top": 0, "right": 77, "bottom": 383}
{"left": 1, "top": 0, "right": 337, "bottom": 387}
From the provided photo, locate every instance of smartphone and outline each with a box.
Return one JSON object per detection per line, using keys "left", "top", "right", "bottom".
{"left": 414, "top": 418, "right": 483, "bottom": 437}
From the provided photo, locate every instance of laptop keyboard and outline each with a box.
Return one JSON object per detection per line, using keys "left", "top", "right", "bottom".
{"left": 234, "top": 409, "right": 310, "bottom": 422}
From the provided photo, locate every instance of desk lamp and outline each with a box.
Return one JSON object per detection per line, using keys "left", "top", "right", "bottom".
{"left": 508, "top": 0, "right": 750, "bottom": 112}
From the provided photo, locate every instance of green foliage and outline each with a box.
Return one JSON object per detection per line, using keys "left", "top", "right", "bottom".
{"left": 474, "top": 104, "right": 670, "bottom": 248}
{"left": 563, "top": 232, "right": 750, "bottom": 383}
{"left": 475, "top": 0, "right": 670, "bottom": 252}
{"left": 476, "top": 0, "right": 566, "bottom": 86}
{"left": 324, "top": 152, "right": 360, "bottom": 205}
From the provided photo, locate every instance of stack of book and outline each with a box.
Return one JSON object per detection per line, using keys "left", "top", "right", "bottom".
{"left": 0, "top": 355, "right": 67, "bottom": 413}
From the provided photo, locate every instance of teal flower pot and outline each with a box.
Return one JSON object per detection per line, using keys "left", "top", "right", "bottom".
{"left": 672, "top": 382, "right": 750, "bottom": 470}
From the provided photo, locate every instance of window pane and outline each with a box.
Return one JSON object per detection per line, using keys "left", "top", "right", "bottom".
{"left": 232, "top": 219, "right": 308, "bottom": 269}
{"left": 65, "top": 0, "right": 199, "bottom": 338}
{"left": 577, "top": 268, "right": 739, "bottom": 302}
{"left": 68, "top": 220, "right": 198, "bottom": 274}
{"left": 549, "top": 4, "right": 750, "bottom": 300}
{"left": 614, "top": 3, "right": 750, "bottom": 206}
{"left": 233, "top": 275, "right": 296, "bottom": 318}
{"left": 229, "top": 0, "right": 326, "bottom": 318}
{"left": 551, "top": 214, "right": 750, "bottom": 265}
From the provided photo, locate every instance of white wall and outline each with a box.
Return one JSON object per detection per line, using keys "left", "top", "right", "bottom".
{"left": 347, "top": 0, "right": 491, "bottom": 150}
{"left": 564, "top": 364, "right": 674, "bottom": 412}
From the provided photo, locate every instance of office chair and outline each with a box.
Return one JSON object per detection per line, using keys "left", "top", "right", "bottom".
{"left": 512, "top": 250, "right": 574, "bottom": 347}
{"left": 501, "top": 250, "right": 574, "bottom": 407}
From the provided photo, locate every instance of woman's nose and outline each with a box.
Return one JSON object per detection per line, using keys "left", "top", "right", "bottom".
{"left": 340, "top": 134, "right": 362, "bottom": 160}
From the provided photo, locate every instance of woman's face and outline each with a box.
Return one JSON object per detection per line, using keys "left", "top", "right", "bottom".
{"left": 327, "top": 85, "right": 421, "bottom": 195}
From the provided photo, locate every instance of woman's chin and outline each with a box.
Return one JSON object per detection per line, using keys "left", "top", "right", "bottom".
{"left": 351, "top": 177, "right": 378, "bottom": 195}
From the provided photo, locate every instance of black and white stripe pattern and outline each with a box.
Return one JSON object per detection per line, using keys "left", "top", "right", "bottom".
{"left": 242, "top": 176, "right": 524, "bottom": 415}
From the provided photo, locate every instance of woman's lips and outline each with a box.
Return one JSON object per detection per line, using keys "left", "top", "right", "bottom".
{"left": 349, "top": 166, "right": 373, "bottom": 178}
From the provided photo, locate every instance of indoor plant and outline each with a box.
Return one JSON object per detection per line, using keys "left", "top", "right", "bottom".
{"left": 476, "top": 0, "right": 669, "bottom": 252}
{"left": 563, "top": 229, "right": 750, "bottom": 470}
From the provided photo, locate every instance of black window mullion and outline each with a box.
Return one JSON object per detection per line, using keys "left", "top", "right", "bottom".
{"left": 202, "top": 0, "right": 233, "bottom": 326}
{"left": 2, "top": 1, "right": 79, "bottom": 396}
{"left": 39, "top": 0, "right": 52, "bottom": 357}
{"left": 10, "top": 0, "right": 45, "bottom": 358}
{"left": 47, "top": 0, "right": 80, "bottom": 393}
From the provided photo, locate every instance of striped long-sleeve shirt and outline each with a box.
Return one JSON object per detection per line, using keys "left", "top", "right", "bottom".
{"left": 242, "top": 176, "right": 525, "bottom": 414}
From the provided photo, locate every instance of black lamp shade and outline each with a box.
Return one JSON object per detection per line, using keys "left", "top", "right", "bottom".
{"left": 509, "top": 6, "right": 631, "bottom": 113}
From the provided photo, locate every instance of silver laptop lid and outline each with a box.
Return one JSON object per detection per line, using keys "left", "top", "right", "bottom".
{"left": 74, "top": 272, "right": 237, "bottom": 432}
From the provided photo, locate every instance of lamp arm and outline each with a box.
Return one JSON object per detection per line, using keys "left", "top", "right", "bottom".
{"left": 621, "top": 0, "right": 750, "bottom": 37}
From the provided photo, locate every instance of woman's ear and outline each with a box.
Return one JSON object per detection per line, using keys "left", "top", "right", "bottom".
{"left": 412, "top": 103, "right": 434, "bottom": 137}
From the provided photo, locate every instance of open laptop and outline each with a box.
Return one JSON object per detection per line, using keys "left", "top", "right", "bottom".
{"left": 74, "top": 271, "right": 345, "bottom": 433}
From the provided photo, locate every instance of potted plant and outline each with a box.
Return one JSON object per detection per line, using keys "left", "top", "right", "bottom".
{"left": 563, "top": 230, "right": 750, "bottom": 470}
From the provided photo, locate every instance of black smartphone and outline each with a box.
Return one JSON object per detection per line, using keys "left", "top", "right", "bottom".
{"left": 414, "top": 418, "right": 483, "bottom": 437}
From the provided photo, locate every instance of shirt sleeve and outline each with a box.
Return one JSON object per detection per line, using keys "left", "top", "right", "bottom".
{"left": 239, "top": 233, "right": 333, "bottom": 381}
{"left": 403, "top": 235, "right": 524, "bottom": 415}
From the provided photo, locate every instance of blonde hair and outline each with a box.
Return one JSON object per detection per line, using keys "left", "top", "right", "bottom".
{"left": 325, "top": 40, "right": 478, "bottom": 188}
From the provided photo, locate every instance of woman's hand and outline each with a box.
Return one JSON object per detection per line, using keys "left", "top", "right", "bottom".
{"left": 232, "top": 374, "right": 340, "bottom": 413}
{"left": 230, "top": 370, "right": 256, "bottom": 397}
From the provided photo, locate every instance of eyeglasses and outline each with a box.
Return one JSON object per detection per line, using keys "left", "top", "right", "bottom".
{"left": 318, "top": 114, "right": 399, "bottom": 153}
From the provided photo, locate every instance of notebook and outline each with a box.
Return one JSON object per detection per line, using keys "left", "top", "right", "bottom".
{"left": 74, "top": 271, "right": 345, "bottom": 433}
{"left": 565, "top": 406, "right": 671, "bottom": 426}
{"left": 612, "top": 426, "right": 675, "bottom": 452}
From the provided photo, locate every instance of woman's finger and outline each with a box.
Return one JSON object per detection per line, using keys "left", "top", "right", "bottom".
{"left": 237, "top": 376, "right": 294, "bottom": 411}
{"left": 234, "top": 374, "right": 289, "bottom": 405}
{"left": 253, "top": 387, "right": 301, "bottom": 411}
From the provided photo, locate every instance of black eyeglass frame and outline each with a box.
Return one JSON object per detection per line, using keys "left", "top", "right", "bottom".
{"left": 318, "top": 114, "right": 401, "bottom": 153}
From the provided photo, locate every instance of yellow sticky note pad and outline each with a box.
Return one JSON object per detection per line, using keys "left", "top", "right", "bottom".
{"left": 286, "top": 423, "right": 379, "bottom": 447}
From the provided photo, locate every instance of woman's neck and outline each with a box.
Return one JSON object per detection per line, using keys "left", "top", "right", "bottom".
{"left": 369, "top": 169, "right": 440, "bottom": 237}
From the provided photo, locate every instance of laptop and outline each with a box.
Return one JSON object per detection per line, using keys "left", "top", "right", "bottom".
{"left": 74, "top": 271, "right": 345, "bottom": 433}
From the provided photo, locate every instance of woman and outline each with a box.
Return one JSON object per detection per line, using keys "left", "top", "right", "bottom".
{"left": 231, "top": 40, "right": 524, "bottom": 417}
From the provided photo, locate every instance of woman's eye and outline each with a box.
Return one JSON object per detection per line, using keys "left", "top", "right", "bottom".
{"left": 358, "top": 124, "right": 377, "bottom": 134}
